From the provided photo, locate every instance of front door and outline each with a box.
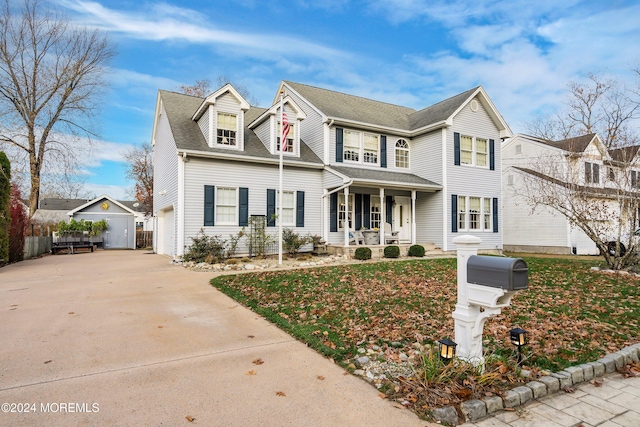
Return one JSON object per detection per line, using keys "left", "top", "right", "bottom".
{"left": 393, "top": 196, "right": 411, "bottom": 243}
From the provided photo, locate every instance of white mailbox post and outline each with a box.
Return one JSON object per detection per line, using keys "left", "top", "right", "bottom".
{"left": 452, "top": 235, "right": 527, "bottom": 368}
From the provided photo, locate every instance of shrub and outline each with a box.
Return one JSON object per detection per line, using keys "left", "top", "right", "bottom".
{"left": 282, "top": 228, "right": 312, "bottom": 255}
{"left": 183, "top": 229, "right": 226, "bottom": 263}
{"left": 408, "top": 244, "right": 425, "bottom": 257}
{"left": 0, "top": 152, "right": 10, "bottom": 264}
{"left": 8, "top": 184, "right": 28, "bottom": 263}
{"left": 354, "top": 247, "right": 371, "bottom": 260}
{"left": 384, "top": 245, "right": 400, "bottom": 258}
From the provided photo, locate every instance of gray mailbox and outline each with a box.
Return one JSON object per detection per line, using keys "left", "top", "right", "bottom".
{"left": 467, "top": 256, "right": 528, "bottom": 291}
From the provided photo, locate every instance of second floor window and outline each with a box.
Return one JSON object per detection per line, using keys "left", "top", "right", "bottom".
{"left": 395, "top": 139, "right": 409, "bottom": 168}
{"left": 343, "top": 130, "right": 379, "bottom": 165}
{"left": 458, "top": 134, "right": 490, "bottom": 168}
{"left": 217, "top": 113, "right": 237, "bottom": 146}
{"left": 277, "top": 122, "right": 295, "bottom": 153}
{"left": 585, "top": 162, "right": 599, "bottom": 184}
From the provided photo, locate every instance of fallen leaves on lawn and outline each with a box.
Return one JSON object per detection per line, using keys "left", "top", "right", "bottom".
{"left": 252, "top": 358, "right": 264, "bottom": 365}
{"left": 185, "top": 415, "right": 195, "bottom": 422}
{"left": 316, "top": 375, "right": 325, "bottom": 380}
{"left": 618, "top": 362, "right": 640, "bottom": 378}
{"left": 275, "top": 391, "right": 285, "bottom": 397}
{"left": 246, "top": 370, "right": 257, "bottom": 376}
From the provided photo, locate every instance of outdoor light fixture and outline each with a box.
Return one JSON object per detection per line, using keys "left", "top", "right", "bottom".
{"left": 509, "top": 327, "right": 527, "bottom": 364}
{"left": 437, "top": 338, "right": 457, "bottom": 362}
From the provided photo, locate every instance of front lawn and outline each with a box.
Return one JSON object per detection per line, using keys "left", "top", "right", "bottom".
{"left": 210, "top": 256, "right": 640, "bottom": 417}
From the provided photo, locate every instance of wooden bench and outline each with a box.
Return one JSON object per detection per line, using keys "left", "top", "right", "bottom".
{"left": 52, "top": 231, "right": 95, "bottom": 254}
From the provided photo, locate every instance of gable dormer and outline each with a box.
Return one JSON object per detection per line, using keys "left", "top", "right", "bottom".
{"left": 248, "top": 95, "right": 306, "bottom": 157}
{"left": 192, "top": 84, "right": 251, "bottom": 150}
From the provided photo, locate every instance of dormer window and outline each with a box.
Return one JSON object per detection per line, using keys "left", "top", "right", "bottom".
{"left": 277, "top": 121, "right": 295, "bottom": 153}
{"left": 217, "top": 112, "right": 237, "bottom": 146}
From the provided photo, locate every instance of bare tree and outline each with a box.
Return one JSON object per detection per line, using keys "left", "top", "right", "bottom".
{"left": 178, "top": 76, "right": 259, "bottom": 106}
{"left": 526, "top": 74, "right": 640, "bottom": 148}
{"left": 124, "top": 142, "right": 153, "bottom": 217}
{"left": 0, "top": 0, "right": 115, "bottom": 217}
{"left": 511, "top": 143, "right": 640, "bottom": 270}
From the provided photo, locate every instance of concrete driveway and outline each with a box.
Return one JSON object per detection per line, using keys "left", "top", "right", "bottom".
{"left": 0, "top": 251, "right": 428, "bottom": 426}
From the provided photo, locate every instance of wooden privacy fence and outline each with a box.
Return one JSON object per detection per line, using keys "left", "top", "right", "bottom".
{"left": 24, "top": 236, "right": 52, "bottom": 259}
{"left": 136, "top": 230, "right": 153, "bottom": 249}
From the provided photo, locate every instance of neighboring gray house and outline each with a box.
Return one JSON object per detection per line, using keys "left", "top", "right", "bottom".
{"left": 152, "top": 81, "right": 512, "bottom": 258}
{"left": 35, "top": 195, "right": 144, "bottom": 249}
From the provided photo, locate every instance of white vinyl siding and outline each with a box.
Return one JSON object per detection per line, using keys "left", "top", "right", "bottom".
{"left": 183, "top": 158, "right": 322, "bottom": 254}
{"left": 447, "top": 97, "right": 502, "bottom": 250}
{"left": 283, "top": 86, "right": 326, "bottom": 161}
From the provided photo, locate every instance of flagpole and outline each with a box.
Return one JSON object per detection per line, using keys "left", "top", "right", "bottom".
{"left": 278, "top": 91, "right": 284, "bottom": 265}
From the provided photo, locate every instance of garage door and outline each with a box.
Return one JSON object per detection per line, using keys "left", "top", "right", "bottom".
{"left": 163, "top": 208, "right": 175, "bottom": 256}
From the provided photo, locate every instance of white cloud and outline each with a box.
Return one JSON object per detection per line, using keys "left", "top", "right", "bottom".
{"left": 58, "top": 0, "right": 348, "bottom": 61}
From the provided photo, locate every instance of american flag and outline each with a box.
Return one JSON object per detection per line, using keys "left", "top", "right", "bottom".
{"left": 281, "top": 110, "right": 290, "bottom": 152}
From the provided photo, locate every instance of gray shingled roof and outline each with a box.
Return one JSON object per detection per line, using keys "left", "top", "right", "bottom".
{"left": 328, "top": 165, "right": 441, "bottom": 189}
{"left": 285, "top": 81, "right": 479, "bottom": 131}
{"left": 610, "top": 145, "right": 640, "bottom": 163}
{"left": 538, "top": 134, "right": 597, "bottom": 153}
{"left": 39, "top": 198, "right": 144, "bottom": 212}
{"left": 159, "top": 90, "right": 323, "bottom": 165}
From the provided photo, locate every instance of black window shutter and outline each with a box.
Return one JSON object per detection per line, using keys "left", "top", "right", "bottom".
{"left": 454, "top": 132, "right": 461, "bottom": 166}
{"left": 330, "top": 193, "right": 338, "bottom": 232}
{"left": 354, "top": 193, "right": 362, "bottom": 230}
{"left": 204, "top": 185, "right": 215, "bottom": 226}
{"left": 585, "top": 162, "right": 592, "bottom": 183}
{"left": 266, "top": 189, "right": 276, "bottom": 227}
{"left": 593, "top": 163, "right": 599, "bottom": 184}
{"left": 380, "top": 136, "right": 387, "bottom": 168}
{"left": 296, "top": 191, "right": 305, "bottom": 228}
{"left": 336, "top": 128, "right": 343, "bottom": 163}
{"left": 451, "top": 194, "right": 458, "bottom": 233}
{"left": 363, "top": 194, "right": 371, "bottom": 229}
{"left": 385, "top": 196, "right": 393, "bottom": 225}
{"left": 489, "top": 139, "right": 495, "bottom": 170}
{"left": 493, "top": 197, "right": 499, "bottom": 233}
{"left": 239, "top": 187, "right": 248, "bottom": 226}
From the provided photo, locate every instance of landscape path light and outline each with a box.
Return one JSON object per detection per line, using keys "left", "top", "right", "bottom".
{"left": 509, "top": 327, "right": 527, "bottom": 364}
{"left": 437, "top": 338, "right": 457, "bottom": 362}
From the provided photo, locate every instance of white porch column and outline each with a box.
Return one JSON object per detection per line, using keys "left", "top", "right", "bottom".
{"left": 379, "top": 188, "right": 385, "bottom": 245}
{"left": 322, "top": 189, "right": 328, "bottom": 243}
{"left": 411, "top": 190, "right": 417, "bottom": 244}
{"left": 343, "top": 186, "right": 350, "bottom": 247}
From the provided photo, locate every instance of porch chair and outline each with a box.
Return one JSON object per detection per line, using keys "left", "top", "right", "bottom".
{"left": 349, "top": 230, "right": 365, "bottom": 245}
{"left": 384, "top": 223, "right": 399, "bottom": 244}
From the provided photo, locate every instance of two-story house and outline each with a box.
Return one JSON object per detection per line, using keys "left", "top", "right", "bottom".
{"left": 152, "top": 81, "right": 511, "bottom": 258}
{"left": 502, "top": 133, "right": 640, "bottom": 254}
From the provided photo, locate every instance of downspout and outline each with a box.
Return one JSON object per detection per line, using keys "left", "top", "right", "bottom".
{"left": 176, "top": 151, "right": 187, "bottom": 260}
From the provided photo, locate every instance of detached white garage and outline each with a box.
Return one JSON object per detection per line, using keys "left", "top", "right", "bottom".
{"left": 68, "top": 195, "right": 137, "bottom": 250}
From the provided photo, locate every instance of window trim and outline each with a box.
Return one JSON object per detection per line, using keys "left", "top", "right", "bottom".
{"left": 215, "top": 187, "right": 238, "bottom": 225}
{"left": 277, "top": 190, "right": 296, "bottom": 227}
{"left": 216, "top": 112, "right": 238, "bottom": 147}
{"left": 342, "top": 129, "right": 380, "bottom": 166}
{"left": 276, "top": 120, "right": 296, "bottom": 154}
{"left": 395, "top": 139, "right": 410, "bottom": 169}
{"left": 458, "top": 133, "right": 491, "bottom": 169}
{"left": 338, "top": 193, "right": 355, "bottom": 231}
{"left": 456, "top": 195, "right": 493, "bottom": 232}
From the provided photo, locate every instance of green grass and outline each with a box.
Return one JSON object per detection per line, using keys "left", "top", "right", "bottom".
{"left": 210, "top": 256, "right": 640, "bottom": 372}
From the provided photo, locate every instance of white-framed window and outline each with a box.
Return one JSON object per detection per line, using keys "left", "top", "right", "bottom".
{"left": 460, "top": 135, "right": 489, "bottom": 168}
{"left": 217, "top": 112, "right": 237, "bottom": 146}
{"left": 344, "top": 130, "right": 360, "bottom": 162}
{"left": 370, "top": 196, "right": 381, "bottom": 229}
{"left": 483, "top": 198, "right": 492, "bottom": 230}
{"left": 363, "top": 134, "right": 379, "bottom": 164}
{"left": 277, "top": 121, "right": 295, "bottom": 153}
{"left": 277, "top": 190, "right": 295, "bottom": 226}
{"left": 216, "top": 187, "right": 237, "bottom": 224}
{"left": 338, "top": 193, "right": 354, "bottom": 230}
{"left": 585, "top": 162, "right": 599, "bottom": 184}
{"left": 343, "top": 130, "right": 379, "bottom": 165}
{"left": 395, "top": 139, "right": 409, "bottom": 168}
{"left": 458, "top": 196, "right": 493, "bottom": 232}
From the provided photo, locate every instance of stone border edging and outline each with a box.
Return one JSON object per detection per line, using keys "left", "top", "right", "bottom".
{"left": 433, "top": 343, "right": 640, "bottom": 425}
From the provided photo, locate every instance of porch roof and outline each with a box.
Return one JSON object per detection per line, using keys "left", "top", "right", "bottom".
{"left": 326, "top": 165, "right": 442, "bottom": 190}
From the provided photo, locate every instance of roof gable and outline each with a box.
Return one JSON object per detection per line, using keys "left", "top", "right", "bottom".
{"left": 67, "top": 195, "right": 137, "bottom": 216}
{"left": 192, "top": 83, "right": 250, "bottom": 121}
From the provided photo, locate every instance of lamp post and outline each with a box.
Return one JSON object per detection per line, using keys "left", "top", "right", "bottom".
{"left": 438, "top": 338, "right": 457, "bottom": 362}
{"left": 509, "top": 327, "right": 527, "bottom": 365}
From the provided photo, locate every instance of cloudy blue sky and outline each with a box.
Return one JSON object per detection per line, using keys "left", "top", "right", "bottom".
{"left": 53, "top": 0, "right": 640, "bottom": 199}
